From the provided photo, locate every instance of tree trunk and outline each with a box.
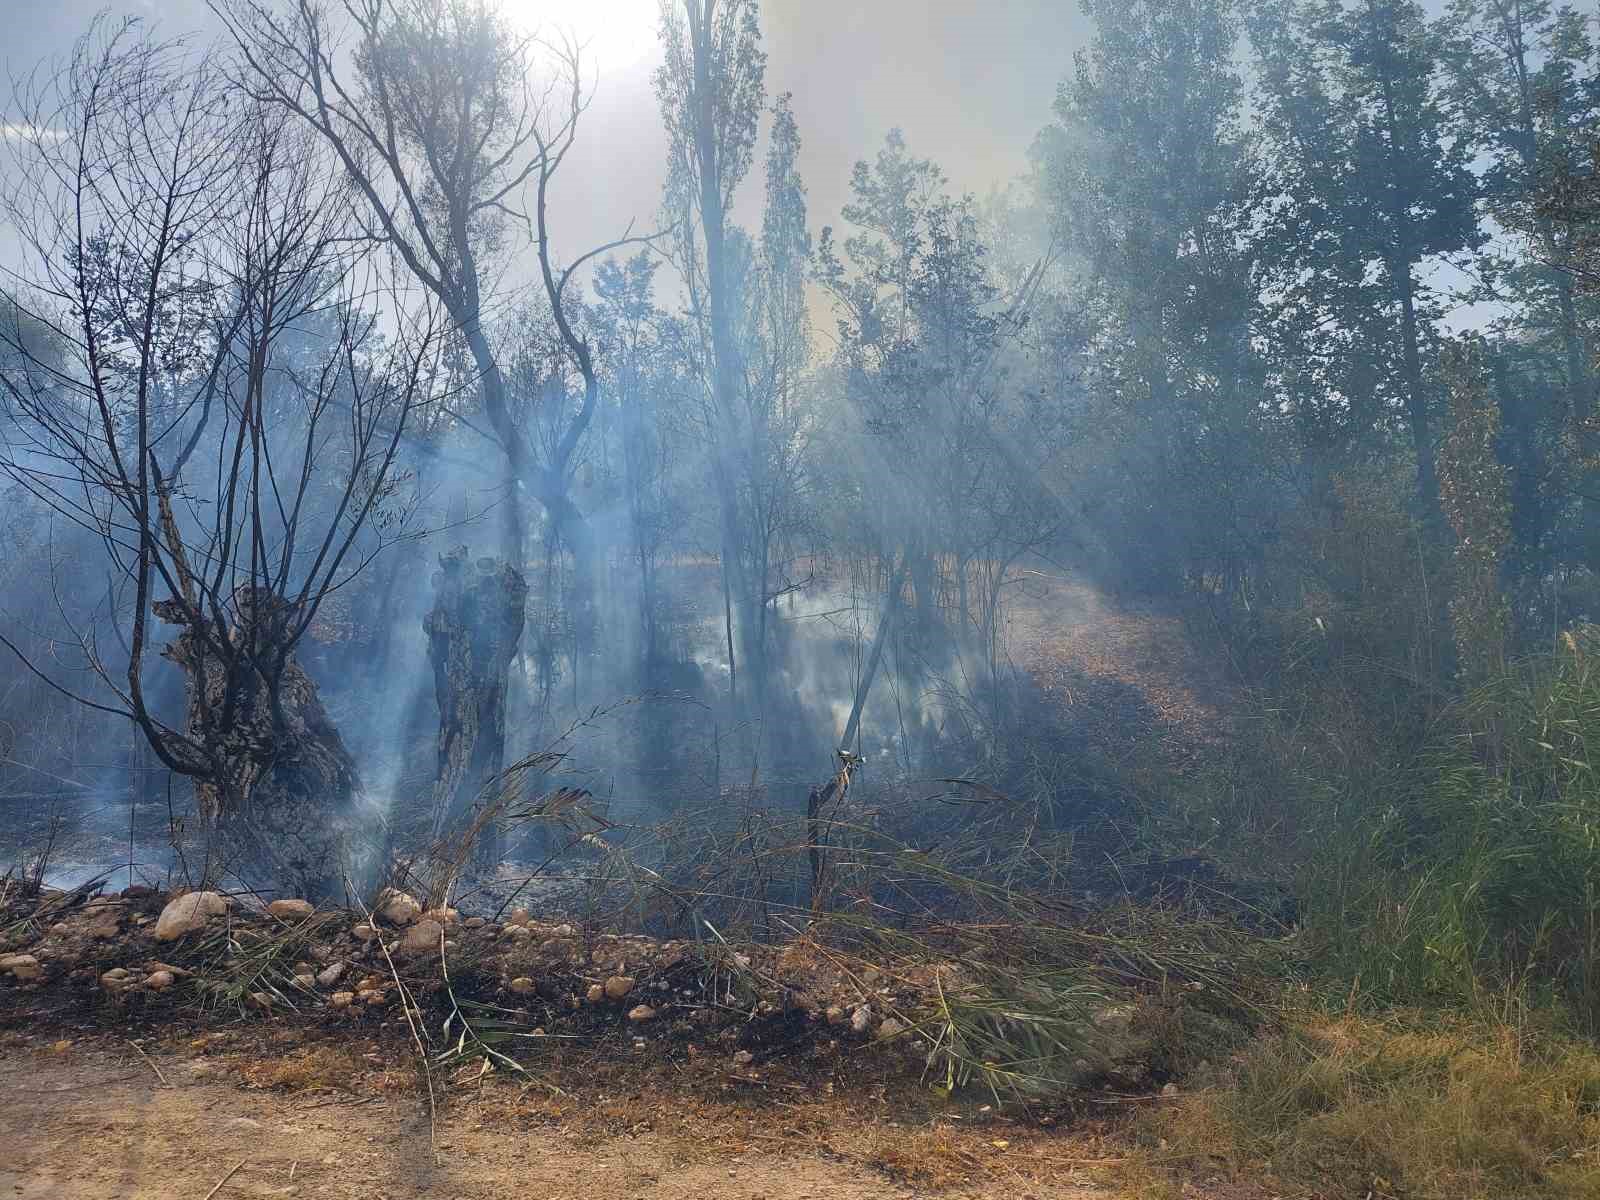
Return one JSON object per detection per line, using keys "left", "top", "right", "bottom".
{"left": 425, "top": 549, "right": 528, "bottom": 866}
{"left": 155, "top": 589, "right": 362, "bottom": 902}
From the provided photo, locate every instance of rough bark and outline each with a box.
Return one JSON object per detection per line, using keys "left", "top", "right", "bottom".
{"left": 155, "top": 588, "right": 361, "bottom": 902}
{"left": 425, "top": 549, "right": 529, "bottom": 861}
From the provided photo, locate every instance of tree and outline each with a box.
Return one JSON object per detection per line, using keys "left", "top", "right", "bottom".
{"left": 0, "top": 20, "right": 438, "bottom": 897}
{"left": 1251, "top": 0, "right": 1481, "bottom": 532}
{"left": 655, "top": 0, "right": 767, "bottom": 704}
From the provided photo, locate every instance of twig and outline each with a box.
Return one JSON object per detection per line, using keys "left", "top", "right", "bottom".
{"left": 347, "top": 880, "right": 437, "bottom": 1164}
{"left": 125, "top": 1038, "right": 170, "bottom": 1088}
{"left": 201, "top": 1160, "right": 246, "bottom": 1200}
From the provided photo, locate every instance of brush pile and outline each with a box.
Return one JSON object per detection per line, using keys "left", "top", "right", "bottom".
{"left": 0, "top": 865, "right": 1282, "bottom": 1105}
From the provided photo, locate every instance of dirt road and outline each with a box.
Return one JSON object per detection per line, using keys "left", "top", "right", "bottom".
{"left": 0, "top": 1040, "right": 1120, "bottom": 1200}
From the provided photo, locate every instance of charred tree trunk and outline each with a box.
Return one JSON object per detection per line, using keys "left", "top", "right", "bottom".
{"left": 425, "top": 549, "right": 528, "bottom": 866}
{"left": 156, "top": 589, "right": 362, "bottom": 902}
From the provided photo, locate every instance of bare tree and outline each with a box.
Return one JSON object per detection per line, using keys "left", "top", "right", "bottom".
{"left": 0, "top": 20, "right": 441, "bottom": 898}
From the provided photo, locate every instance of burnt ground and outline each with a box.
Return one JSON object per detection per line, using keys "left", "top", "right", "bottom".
{"left": 0, "top": 570, "right": 1277, "bottom": 1198}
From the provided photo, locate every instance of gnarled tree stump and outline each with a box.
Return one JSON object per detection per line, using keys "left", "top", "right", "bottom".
{"left": 156, "top": 587, "right": 362, "bottom": 901}
{"left": 425, "top": 549, "right": 528, "bottom": 862}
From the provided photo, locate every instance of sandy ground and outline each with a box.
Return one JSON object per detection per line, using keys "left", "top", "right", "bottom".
{"left": 0, "top": 1040, "right": 1120, "bottom": 1200}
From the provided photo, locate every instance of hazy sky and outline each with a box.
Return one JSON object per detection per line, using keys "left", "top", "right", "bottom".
{"left": 2, "top": 0, "right": 1093, "bottom": 275}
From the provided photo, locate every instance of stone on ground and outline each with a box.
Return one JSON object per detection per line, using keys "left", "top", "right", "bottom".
{"left": 153, "top": 891, "right": 228, "bottom": 942}
{"left": 267, "top": 898, "right": 315, "bottom": 920}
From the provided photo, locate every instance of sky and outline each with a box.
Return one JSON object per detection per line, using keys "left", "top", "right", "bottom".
{"left": 1, "top": 0, "right": 1094, "bottom": 284}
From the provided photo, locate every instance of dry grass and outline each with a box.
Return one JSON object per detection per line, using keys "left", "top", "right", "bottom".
{"left": 1131, "top": 1009, "right": 1600, "bottom": 1200}
{"left": 236, "top": 1044, "right": 365, "bottom": 1092}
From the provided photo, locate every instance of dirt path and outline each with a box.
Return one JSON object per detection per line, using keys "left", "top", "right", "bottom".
{"left": 0, "top": 1040, "right": 1121, "bottom": 1200}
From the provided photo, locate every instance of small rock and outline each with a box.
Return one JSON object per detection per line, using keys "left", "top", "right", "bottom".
{"left": 330, "top": 991, "right": 355, "bottom": 1009}
{"left": 732, "top": 1050, "right": 755, "bottom": 1066}
{"left": 878, "top": 1017, "right": 904, "bottom": 1039}
{"left": 397, "top": 919, "right": 444, "bottom": 957}
{"left": 376, "top": 888, "right": 421, "bottom": 927}
{"left": 509, "top": 977, "right": 536, "bottom": 995}
{"left": 49, "top": 923, "right": 71, "bottom": 935}
{"left": 585, "top": 984, "right": 604, "bottom": 1004}
{"left": 501, "top": 924, "right": 533, "bottom": 940}
{"left": 247, "top": 991, "right": 273, "bottom": 1011}
{"left": 551, "top": 923, "right": 576, "bottom": 938}
{"left": 86, "top": 909, "right": 124, "bottom": 939}
{"left": 507, "top": 908, "right": 530, "bottom": 927}
{"left": 627, "top": 1004, "right": 657, "bottom": 1022}
{"left": 603, "top": 975, "right": 635, "bottom": 1001}
{"left": 850, "top": 1005, "right": 873, "bottom": 1035}
{"left": 363, "top": 990, "right": 388, "bottom": 1006}
{"left": 355, "top": 975, "right": 383, "bottom": 992}
{"left": 145, "top": 970, "right": 175, "bottom": 991}
{"left": 421, "top": 907, "right": 459, "bottom": 925}
{"left": 100, "top": 967, "right": 133, "bottom": 992}
{"left": 153, "top": 891, "right": 228, "bottom": 941}
{"left": 292, "top": 973, "right": 316, "bottom": 990}
{"left": 1, "top": 954, "right": 42, "bottom": 981}
{"left": 316, "top": 962, "right": 345, "bottom": 988}
{"left": 268, "top": 898, "right": 314, "bottom": 920}
{"left": 825, "top": 1004, "right": 846, "bottom": 1026}
{"left": 463, "top": 916, "right": 487, "bottom": 929}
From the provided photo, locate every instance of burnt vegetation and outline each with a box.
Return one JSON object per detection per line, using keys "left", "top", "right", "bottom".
{"left": 9, "top": 1, "right": 1600, "bottom": 1195}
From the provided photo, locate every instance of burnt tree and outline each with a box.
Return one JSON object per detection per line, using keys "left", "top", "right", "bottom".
{"left": 157, "top": 589, "right": 362, "bottom": 900}
{"left": 426, "top": 549, "right": 529, "bottom": 861}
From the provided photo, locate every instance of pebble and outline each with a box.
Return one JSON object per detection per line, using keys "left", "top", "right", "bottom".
{"left": 267, "top": 898, "right": 314, "bottom": 920}
{"left": 0, "top": 954, "right": 42, "bottom": 981}
{"left": 509, "top": 977, "right": 536, "bottom": 995}
{"left": 292, "top": 973, "right": 316, "bottom": 990}
{"left": 603, "top": 975, "right": 635, "bottom": 1001}
{"left": 153, "top": 891, "right": 228, "bottom": 941}
{"left": 850, "top": 1005, "right": 873, "bottom": 1034}
{"left": 352, "top": 924, "right": 378, "bottom": 941}
{"left": 376, "top": 888, "right": 421, "bottom": 927}
{"left": 627, "top": 1004, "right": 657, "bottom": 1022}
{"left": 585, "top": 984, "right": 604, "bottom": 1004}
{"left": 316, "top": 962, "right": 345, "bottom": 988}
{"left": 878, "top": 1017, "right": 904, "bottom": 1039}
{"left": 330, "top": 991, "right": 355, "bottom": 1009}
{"left": 732, "top": 1050, "right": 755, "bottom": 1066}
{"left": 825, "top": 1004, "right": 845, "bottom": 1025}
{"left": 463, "top": 917, "right": 487, "bottom": 929}
{"left": 421, "top": 907, "right": 459, "bottom": 925}
{"left": 397, "top": 919, "right": 444, "bottom": 957}
{"left": 507, "top": 908, "right": 531, "bottom": 927}
{"left": 145, "top": 970, "right": 175, "bottom": 991}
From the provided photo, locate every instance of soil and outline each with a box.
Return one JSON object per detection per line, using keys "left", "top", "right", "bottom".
{"left": 0, "top": 1035, "right": 1121, "bottom": 1200}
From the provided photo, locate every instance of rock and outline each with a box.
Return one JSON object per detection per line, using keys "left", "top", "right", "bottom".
{"left": 330, "top": 991, "right": 354, "bottom": 1009}
{"left": 145, "top": 970, "right": 175, "bottom": 991}
{"left": 86, "top": 909, "right": 124, "bottom": 939}
{"left": 585, "top": 984, "right": 605, "bottom": 1004}
{"left": 551, "top": 923, "right": 576, "bottom": 938}
{"left": 355, "top": 975, "right": 383, "bottom": 992}
{"left": 878, "top": 1017, "right": 904, "bottom": 1039}
{"left": 352, "top": 923, "right": 378, "bottom": 941}
{"left": 397, "top": 919, "right": 444, "bottom": 957}
{"left": 153, "top": 891, "right": 228, "bottom": 941}
{"left": 603, "top": 975, "right": 635, "bottom": 1001}
{"left": 825, "top": 1004, "right": 846, "bottom": 1026}
{"left": 268, "top": 898, "right": 315, "bottom": 920}
{"left": 1, "top": 954, "right": 42, "bottom": 981}
{"left": 850, "top": 1005, "right": 873, "bottom": 1035}
{"left": 99, "top": 968, "right": 133, "bottom": 992}
{"left": 292, "top": 973, "right": 316, "bottom": 990}
{"left": 509, "top": 977, "right": 536, "bottom": 995}
{"left": 628, "top": 1004, "right": 657, "bottom": 1022}
{"left": 363, "top": 990, "right": 388, "bottom": 1006}
{"left": 247, "top": 991, "right": 273, "bottom": 1011}
{"left": 463, "top": 917, "right": 487, "bottom": 929}
{"left": 376, "top": 889, "right": 421, "bottom": 927}
{"left": 421, "top": 907, "right": 459, "bottom": 925}
{"left": 146, "top": 961, "right": 190, "bottom": 979}
{"left": 316, "top": 962, "right": 345, "bottom": 988}
{"left": 501, "top": 924, "right": 533, "bottom": 940}
{"left": 732, "top": 1050, "right": 755, "bottom": 1066}
{"left": 507, "top": 908, "right": 530, "bottom": 927}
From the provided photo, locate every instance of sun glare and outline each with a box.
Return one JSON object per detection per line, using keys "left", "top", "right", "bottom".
{"left": 516, "top": 0, "right": 663, "bottom": 74}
